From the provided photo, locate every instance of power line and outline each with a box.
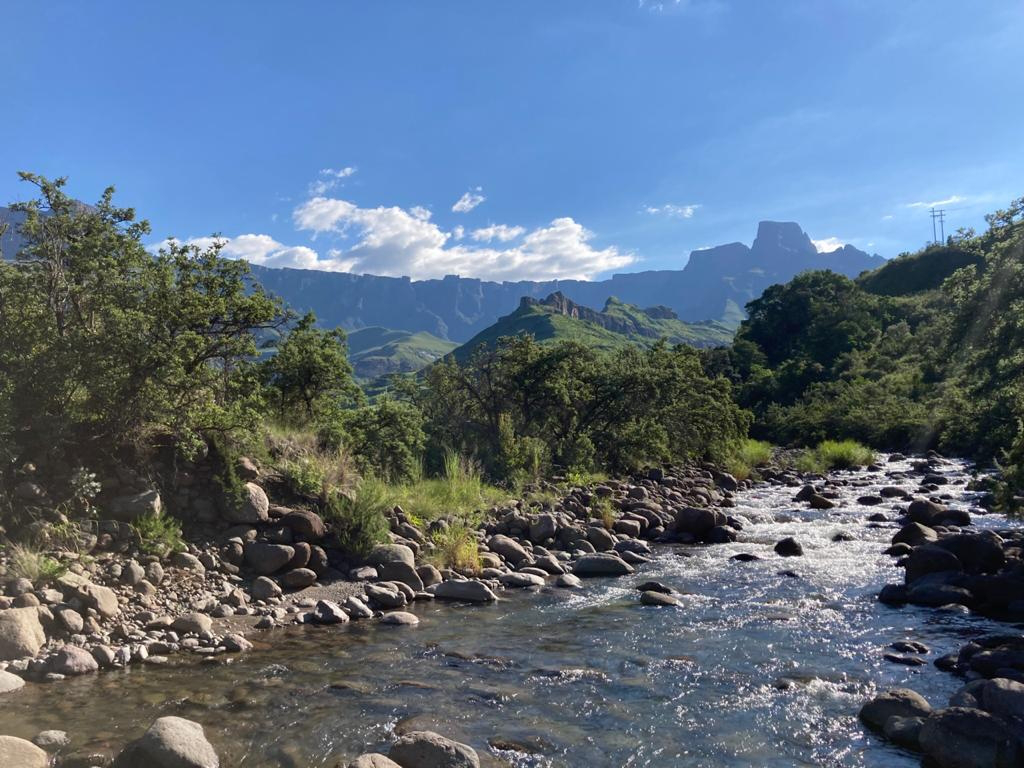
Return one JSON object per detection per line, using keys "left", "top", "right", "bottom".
{"left": 930, "top": 207, "right": 947, "bottom": 244}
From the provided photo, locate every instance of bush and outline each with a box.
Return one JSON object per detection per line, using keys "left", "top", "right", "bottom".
{"left": 7, "top": 543, "right": 66, "bottom": 583}
{"left": 797, "top": 440, "right": 876, "bottom": 474}
{"left": 134, "top": 512, "right": 186, "bottom": 557}
{"left": 389, "top": 452, "right": 505, "bottom": 526}
{"left": 722, "top": 438, "right": 773, "bottom": 481}
{"left": 428, "top": 524, "right": 481, "bottom": 572}
{"left": 322, "top": 398, "right": 425, "bottom": 483}
{"left": 324, "top": 477, "right": 390, "bottom": 558}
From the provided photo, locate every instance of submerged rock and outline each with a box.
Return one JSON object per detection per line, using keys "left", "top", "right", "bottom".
{"left": 112, "top": 716, "right": 219, "bottom": 768}
{"left": 859, "top": 688, "right": 932, "bottom": 732}
{"left": 388, "top": 730, "right": 479, "bottom": 768}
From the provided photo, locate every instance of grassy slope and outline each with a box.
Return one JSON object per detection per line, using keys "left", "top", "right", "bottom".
{"left": 452, "top": 298, "right": 735, "bottom": 361}
{"left": 347, "top": 327, "right": 458, "bottom": 380}
{"left": 857, "top": 245, "right": 983, "bottom": 296}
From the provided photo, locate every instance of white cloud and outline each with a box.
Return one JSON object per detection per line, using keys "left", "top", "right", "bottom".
{"left": 292, "top": 195, "right": 633, "bottom": 281}
{"left": 451, "top": 225, "right": 465, "bottom": 240}
{"left": 452, "top": 187, "right": 485, "bottom": 213}
{"left": 471, "top": 224, "right": 525, "bottom": 242}
{"left": 151, "top": 234, "right": 330, "bottom": 271}
{"left": 643, "top": 203, "right": 701, "bottom": 219}
{"left": 309, "top": 166, "right": 357, "bottom": 196}
{"left": 906, "top": 195, "right": 964, "bottom": 209}
{"left": 881, "top": 214, "right": 894, "bottom": 221}
{"left": 811, "top": 237, "right": 845, "bottom": 253}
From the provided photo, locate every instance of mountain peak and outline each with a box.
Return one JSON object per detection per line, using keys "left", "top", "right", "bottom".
{"left": 752, "top": 221, "right": 817, "bottom": 257}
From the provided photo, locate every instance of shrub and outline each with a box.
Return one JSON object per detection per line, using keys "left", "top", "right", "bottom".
{"left": 723, "top": 438, "right": 773, "bottom": 481}
{"left": 592, "top": 496, "right": 616, "bottom": 530}
{"left": 7, "top": 543, "right": 66, "bottom": 583}
{"left": 324, "top": 477, "right": 390, "bottom": 558}
{"left": 389, "top": 452, "right": 505, "bottom": 526}
{"left": 134, "top": 512, "right": 186, "bottom": 557}
{"left": 428, "top": 524, "right": 481, "bottom": 572}
{"left": 797, "top": 440, "right": 876, "bottom": 474}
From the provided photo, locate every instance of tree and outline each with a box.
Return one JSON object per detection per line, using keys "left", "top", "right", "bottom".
{"left": 261, "top": 312, "right": 362, "bottom": 423}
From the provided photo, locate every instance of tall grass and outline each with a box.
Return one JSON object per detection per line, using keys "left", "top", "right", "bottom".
{"left": 723, "top": 438, "right": 774, "bottom": 481}
{"left": 797, "top": 439, "right": 876, "bottom": 474}
{"left": 324, "top": 476, "right": 391, "bottom": 557}
{"left": 427, "top": 523, "right": 481, "bottom": 572}
{"left": 7, "top": 543, "right": 66, "bottom": 583}
{"left": 390, "top": 451, "right": 505, "bottom": 526}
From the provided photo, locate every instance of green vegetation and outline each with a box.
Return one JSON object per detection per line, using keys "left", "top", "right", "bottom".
{"left": 389, "top": 452, "right": 505, "bottom": 526}
{"left": 134, "top": 512, "right": 186, "bottom": 557}
{"left": 722, "top": 438, "right": 774, "bottom": 481}
{"left": 856, "top": 245, "right": 984, "bottom": 297}
{"left": 427, "top": 523, "right": 481, "bottom": 572}
{"left": 796, "top": 440, "right": 876, "bottom": 474}
{"left": 451, "top": 293, "right": 733, "bottom": 363}
{"left": 322, "top": 477, "right": 391, "bottom": 557}
{"left": 346, "top": 326, "right": 457, "bottom": 380}
{"left": 7, "top": 543, "right": 66, "bottom": 583}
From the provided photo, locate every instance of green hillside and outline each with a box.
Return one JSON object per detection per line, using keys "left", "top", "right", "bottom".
{"left": 856, "top": 245, "right": 983, "bottom": 296}
{"left": 347, "top": 326, "right": 457, "bottom": 380}
{"left": 451, "top": 293, "right": 734, "bottom": 362}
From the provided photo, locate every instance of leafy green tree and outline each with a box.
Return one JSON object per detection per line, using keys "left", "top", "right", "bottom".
{"left": 261, "top": 312, "right": 362, "bottom": 423}
{"left": 321, "top": 397, "right": 426, "bottom": 482}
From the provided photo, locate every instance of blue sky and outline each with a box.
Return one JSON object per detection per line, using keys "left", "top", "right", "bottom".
{"left": 2, "top": 1, "right": 1021, "bottom": 281}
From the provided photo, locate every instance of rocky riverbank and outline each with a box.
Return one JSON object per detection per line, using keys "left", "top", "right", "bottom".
{"left": 2, "top": 452, "right": 1022, "bottom": 766}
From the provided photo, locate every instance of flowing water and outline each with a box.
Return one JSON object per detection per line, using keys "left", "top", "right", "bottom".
{"left": 1, "top": 457, "right": 1019, "bottom": 767}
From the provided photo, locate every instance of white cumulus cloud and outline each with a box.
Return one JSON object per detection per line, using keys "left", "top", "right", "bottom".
{"left": 151, "top": 234, "right": 328, "bottom": 271}
{"left": 452, "top": 187, "right": 485, "bottom": 213}
{"left": 291, "top": 196, "right": 633, "bottom": 281}
{"left": 811, "top": 237, "right": 845, "bottom": 253}
{"left": 309, "top": 166, "right": 357, "bottom": 196}
{"left": 471, "top": 224, "right": 525, "bottom": 242}
{"left": 643, "top": 203, "right": 701, "bottom": 219}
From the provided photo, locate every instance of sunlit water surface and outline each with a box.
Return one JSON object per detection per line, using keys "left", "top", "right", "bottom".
{"left": 2, "top": 457, "right": 1019, "bottom": 767}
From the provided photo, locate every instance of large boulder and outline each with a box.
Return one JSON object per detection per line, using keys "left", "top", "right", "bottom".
{"left": 529, "top": 514, "right": 557, "bottom": 544}
{"left": 774, "top": 537, "right": 803, "bottom": 557}
{"left": 172, "top": 613, "right": 213, "bottom": 635}
{"left": 0, "top": 607, "right": 46, "bottom": 660}
{"left": 76, "top": 582, "right": 120, "bottom": 619}
{"left": 858, "top": 688, "right": 932, "bottom": 732}
{"left": 224, "top": 483, "right": 269, "bottom": 524}
{"left": 486, "top": 535, "right": 530, "bottom": 566}
{"left": 919, "top": 707, "right": 1022, "bottom": 768}
{"left": 433, "top": 580, "right": 498, "bottom": 603}
{"left": 893, "top": 522, "right": 939, "bottom": 547}
{"left": 112, "top": 716, "right": 219, "bottom": 768}
{"left": 107, "top": 490, "right": 163, "bottom": 522}
{"left": 377, "top": 561, "right": 424, "bottom": 592}
{"left": 674, "top": 507, "right": 726, "bottom": 537}
{"left": 251, "top": 576, "right": 282, "bottom": 601}
{"left": 938, "top": 533, "right": 1006, "bottom": 574}
{"left": 908, "top": 499, "right": 946, "bottom": 526}
{"left": 50, "top": 644, "right": 99, "bottom": 675}
{"left": 367, "top": 544, "right": 415, "bottom": 569}
{"left": 280, "top": 509, "right": 326, "bottom": 541}
{"left": 572, "top": 553, "right": 634, "bottom": 577}
{"left": 905, "top": 545, "right": 962, "bottom": 583}
{"left": 0, "top": 736, "right": 48, "bottom": 768}
{"left": 388, "top": 730, "right": 479, "bottom": 768}
{"left": 244, "top": 542, "right": 295, "bottom": 575}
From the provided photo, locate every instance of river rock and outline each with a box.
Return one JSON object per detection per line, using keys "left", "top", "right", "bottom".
{"left": 774, "top": 537, "right": 803, "bottom": 557}
{"left": 380, "top": 611, "right": 419, "bottom": 626}
{"left": 808, "top": 493, "right": 835, "bottom": 510}
{"left": 280, "top": 509, "right": 326, "bottom": 540}
{"left": 529, "top": 514, "right": 557, "bottom": 543}
{"left": 640, "top": 590, "right": 680, "bottom": 606}
{"left": 50, "top": 644, "right": 99, "bottom": 675}
{"left": 572, "top": 553, "right": 634, "bottom": 577}
{"left": 344, "top": 596, "right": 374, "bottom": 619}
{"left": 0, "top": 607, "right": 46, "bottom": 660}
{"left": 377, "top": 562, "right": 424, "bottom": 592}
{"left": 883, "top": 715, "right": 924, "bottom": 750}
{"left": 251, "top": 576, "right": 282, "bottom": 601}
{"left": 76, "top": 582, "right": 120, "bottom": 619}
{"left": 312, "top": 600, "right": 350, "bottom": 624}
{"left": 586, "top": 526, "right": 616, "bottom": 552}
{"left": 112, "top": 716, "right": 219, "bottom": 768}
{"left": 107, "top": 489, "right": 163, "bottom": 522}
{"left": 244, "top": 542, "right": 294, "bottom": 575}
{"left": 487, "top": 535, "right": 530, "bottom": 566}
{"left": 500, "top": 572, "right": 545, "bottom": 588}
{"left": 937, "top": 533, "right": 1006, "bottom": 574}
{"left": 0, "top": 669, "right": 25, "bottom": 693}
{"left": 282, "top": 568, "right": 317, "bottom": 589}
{"left": 172, "top": 613, "right": 213, "bottom": 635}
{"left": 0, "top": 736, "right": 48, "bottom": 768}
{"left": 893, "top": 522, "right": 939, "bottom": 546}
{"left": 904, "top": 545, "right": 962, "bottom": 583}
{"left": 365, "top": 584, "right": 406, "bottom": 608}
{"left": 859, "top": 688, "right": 932, "bottom": 731}
{"left": 554, "top": 573, "right": 581, "bottom": 588}
{"left": 433, "top": 580, "right": 497, "bottom": 603}
{"left": 349, "top": 755, "right": 402, "bottom": 768}
{"left": 919, "top": 707, "right": 1022, "bottom": 768}
{"left": 674, "top": 507, "right": 726, "bottom": 537}
{"left": 367, "top": 544, "right": 415, "bottom": 568}
{"left": 388, "top": 730, "right": 479, "bottom": 768}
{"left": 32, "top": 729, "right": 70, "bottom": 749}
{"left": 223, "top": 482, "right": 269, "bottom": 524}
{"left": 417, "top": 565, "right": 443, "bottom": 588}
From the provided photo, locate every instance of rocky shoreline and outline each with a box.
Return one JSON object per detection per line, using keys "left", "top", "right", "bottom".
{"left": 1, "top": 453, "right": 1022, "bottom": 766}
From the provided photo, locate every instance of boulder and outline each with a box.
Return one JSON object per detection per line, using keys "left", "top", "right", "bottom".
{"left": 554, "top": 573, "right": 582, "bottom": 588}
{"left": 172, "top": 613, "right": 213, "bottom": 635}
{"left": 774, "top": 537, "right": 803, "bottom": 557}
{"left": 0, "top": 736, "right": 48, "bottom": 768}
{"left": 50, "top": 644, "right": 99, "bottom": 675}
{"left": 112, "top": 716, "right": 219, "bottom": 768}
{"left": 640, "top": 591, "right": 680, "bottom": 606}
{"left": 586, "top": 526, "right": 616, "bottom": 552}
{"left": 919, "top": 707, "right": 1022, "bottom": 768}
{"left": 674, "top": 507, "right": 726, "bottom": 537}
{"left": 486, "top": 535, "right": 530, "bottom": 566}
{"left": 0, "top": 607, "right": 46, "bottom": 660}
{"left": 938, "top": 534, "right": 1006, "bottom": 574}
{"left": 883, "top": 715, "right": 924, "bottom": 751}
{"left": 365, "top": 584, "right": 406, "bottom": 609}
{"left": 808, "top": 494, "right": 835, "bottom": 510}
{"left": 0, "top": 669, "right": 25, "bottom": 694}
{"left": 312, "top": 600, "right": 350, "bottom": 624}
{"left": 76, "top": 583, "right": 120, "bottom": 619}
{"left": 107, "top": 490, "right": 163, "bottom": 522}
{"left": 417, "top": 565, "right": 443, "bottom": 588}
{"left": 280, "top": 509, "right": 326, "bottom": 541}
{"left": 377, "top": 562, "right": 424, "bottom": 592}
{"left": 905, "top": 545, "right": 962, "bottom": 583}
{"left": 976, "top": 678, "right": 1024, "bottom": 721}
{"left": 571, "top": 553, "right": 634, "bottom": 577}
{"left": 244, "top": 542, "right": 295, "bottom": 575}
{"left": 367, "top": 544, "right": 415, "bottom": 568}
{"left": 349, "top": 755, "right": 402, "bottom": 768}
{"left": 380, "top": 611, "right": 419, "bottom": 626}
{"left": 251, "top": 576, "right": 282, "bottom": 601}
{"left": 499, "top": 572, "right": 545, "bottom": 588}
{"left": 529, "top": 514, "right": 557, "bottom": 543}
{"left": 858, "top": 688, "right": 932, "bottom": 731}
{"left": 433, "top": 580, "right": 498, "bottom": 603}
{"left": 282, "top": 568, "right": 317, "bottom": 589}
{"left": 893, "top": 522, "right": 939, "bottom": 547}
{"left": 908, "top": 499, "right": 946, "bottom": 525}
{"left": 223, "top": 482, "right": 270, "bottom": 524}
{"left": 388, "top": 730, "right": 479, "bottom": 768}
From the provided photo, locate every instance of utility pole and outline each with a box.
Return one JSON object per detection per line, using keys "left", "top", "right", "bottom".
{"left": 930, "top": 208, "right": 947, "bottom": 245}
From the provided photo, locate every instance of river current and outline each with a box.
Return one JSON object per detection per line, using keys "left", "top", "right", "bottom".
{"left": 1, "top": 456, "right": 1017, "bottom": 767}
